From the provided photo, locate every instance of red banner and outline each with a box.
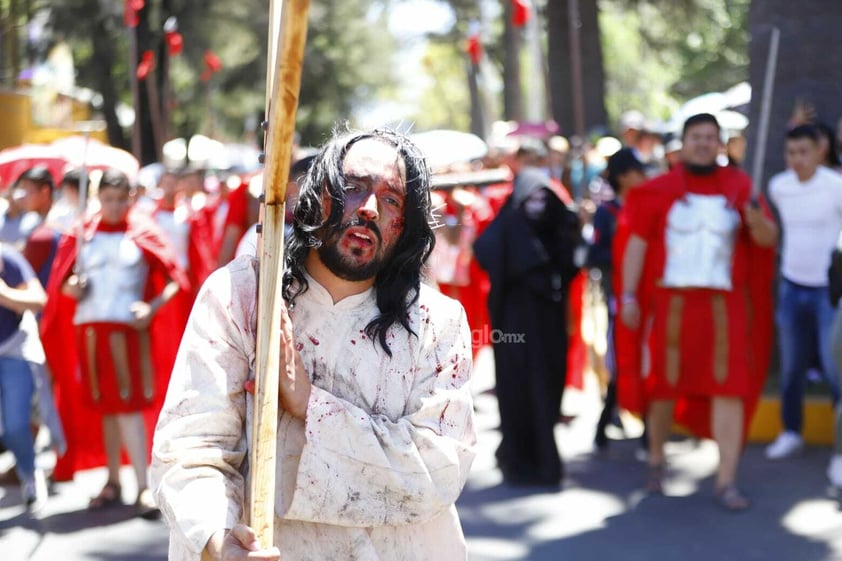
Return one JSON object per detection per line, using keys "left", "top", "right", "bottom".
{"left": 137, "top": 50, "right": 155, "bottom": 80}
{"left": 124, "top": 0, "right": 145, "bottom": 28}
{"left": 466, "top": 35, "right": 482, "bottom": 66}
{"left": 512, "top": 0, "right": 530, "bottom": 27}
{"left": 201, "top": 50, "right": 223, "bottom": 82}
{"left": 165, "top": 31, "right": 183, "bottom": 57}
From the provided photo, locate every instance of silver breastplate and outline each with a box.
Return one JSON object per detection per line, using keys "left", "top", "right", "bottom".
{"left": 74, "top": 231, "right": 149, "bottom": 324}
{"left": 662, "top": 193, "right": 740, "bottom": 290}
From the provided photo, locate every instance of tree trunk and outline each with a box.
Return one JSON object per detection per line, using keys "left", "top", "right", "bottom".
{"left": 502, "top": 0, "right": 522, "bottom": 122}
{"left": 743, "top": 0, "right": 842, "bottom": 193}
{"left": 468, "top": 61, "right": 485, "bottom": 138}
{"left": 136, "top": 7, "right": 160, "bottom": 166}
{"left": 546, "top": 0, "right": 607, "bottom": 137}
{"left": 91, "top": 15, "right": 126, "bottom": 150}
{"left": 8, "top": 0, "right": 20, "bottom": 87}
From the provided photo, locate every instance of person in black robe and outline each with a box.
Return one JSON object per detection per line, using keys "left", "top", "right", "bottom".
{"left": 474, "top": 168, "right": 582, "bottom": 486}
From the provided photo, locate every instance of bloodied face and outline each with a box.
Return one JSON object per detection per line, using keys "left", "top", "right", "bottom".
{"left": 317, "top": 139, "right": 407, "bottom": 282}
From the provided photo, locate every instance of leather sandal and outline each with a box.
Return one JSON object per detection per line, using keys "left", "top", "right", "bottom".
{"left": 715, "top": 484, "right": 751, "bottom": 512}
{"left": 135, "top": 488, "right": 161, "bottom": 520}
{"left": 89, "top": 481, "right": 122, "bottom": 510}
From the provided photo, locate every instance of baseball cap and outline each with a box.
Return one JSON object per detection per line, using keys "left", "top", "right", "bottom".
{"left": 619, "top": 110, "right": 646, "bottom": 131}
{"left": 606, "top": 148, "right": 644, "bottom": 188}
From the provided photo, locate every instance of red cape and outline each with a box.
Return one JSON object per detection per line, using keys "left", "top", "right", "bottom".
{"left": 41, "top": 212, "right": 190, "bottom": 481}
{"left": 614, "top": 167, "right": 776, "bottom": 438}
{"left": 148, "top": 202, "right": 217, "bottom": 333}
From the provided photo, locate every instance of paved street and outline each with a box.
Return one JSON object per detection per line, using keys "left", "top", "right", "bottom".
{"left": 4, "top": 348, "right": 842, "bottom": 560}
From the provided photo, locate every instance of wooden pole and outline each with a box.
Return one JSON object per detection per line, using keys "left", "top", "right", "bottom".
{"left": 248, "top": 0, "right": 310, "bottom": 551}
{"left": 567, "top": 0, "right": 587, "bottom": 201}
{"left": 750, "top": 26, "right": 780, "bottom": 199}
{"left": 73, "top": 131, "right": 91, "bottom": 280}
{"left": 128, "top": 25, "right": 142, "bottom": 161}
{"left": 145, "top": 69, "right": 164, "bottom": 162}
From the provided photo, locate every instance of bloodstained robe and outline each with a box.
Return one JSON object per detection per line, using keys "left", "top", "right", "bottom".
{"left": 151, "top": 257, "right": 476, "bottom": 560}
{"left": 615, "top": 164, "right": 775, "bottom": 438}
{"left": 40, "top": 212, "right": 189, "bottom": 480}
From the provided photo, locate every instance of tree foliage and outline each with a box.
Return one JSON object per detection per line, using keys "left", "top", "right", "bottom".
{"left": 15, "top": 0, "right": 753, "bottom": 156}
{"left": 40, "top": 0, "right": 397, "bottom": 158}
{"left": 426, "top": 0, "right": 750, "bottom": 135}
{"left": 600, "top": 0, "right": 750, "bottom": 127}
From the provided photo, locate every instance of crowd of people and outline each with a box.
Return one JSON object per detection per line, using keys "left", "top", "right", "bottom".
{"left": 427, "top": 106, "right": 842, "bottom": 513}
{"left": 0, "top": 106, "right": 840, "bottom": 557}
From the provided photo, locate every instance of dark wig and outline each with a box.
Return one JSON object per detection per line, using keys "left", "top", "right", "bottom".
{"left": 282, "top": 126, "right": 436, "bottom": 356}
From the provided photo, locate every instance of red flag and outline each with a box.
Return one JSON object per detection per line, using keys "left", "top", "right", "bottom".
{"left": 165, "top": 31, "right": 183, "bottom": 56}
{"left": 466, "top": 35, "right": 482, "bottom": 66}
{"left": 137, "top": 50, "right": 155, "bottom": 80}
{"left": 201, "top": 50, "right": 223, "bottom": 81}
{"left": 124, "top": 0, "right": 145, "bottom": 28}
{"left": 511, "top": 0, "right": 530, "bottom": 27}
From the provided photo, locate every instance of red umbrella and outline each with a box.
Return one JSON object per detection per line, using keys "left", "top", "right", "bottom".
{"left": 0, "top": 137, "right": 140, "bottom": 190}
{"left": 0, "top": 144, "right": 66, "bottom": 190}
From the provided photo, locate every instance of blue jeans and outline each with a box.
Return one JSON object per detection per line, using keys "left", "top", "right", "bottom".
{"left": 0, "top": 356, "right": 36, "bottom": 479}
{"left": 777, "top": 278, "right": 841, "bottom": 433}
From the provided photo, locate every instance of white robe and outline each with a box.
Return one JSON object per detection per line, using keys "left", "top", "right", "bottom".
{"left": 151, "top": 255, "right": 476, "bottom": 560}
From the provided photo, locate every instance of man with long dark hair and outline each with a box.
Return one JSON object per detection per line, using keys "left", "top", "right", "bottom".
{"left": 151, "top": 127, "right": 476, "bottom": 561}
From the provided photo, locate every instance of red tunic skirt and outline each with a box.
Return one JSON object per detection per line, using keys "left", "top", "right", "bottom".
{"left": 76, "top": 322, "right": 157, "bottom": 413}
{"left": 645, "top": 286, "right": 751, "bottom": 400}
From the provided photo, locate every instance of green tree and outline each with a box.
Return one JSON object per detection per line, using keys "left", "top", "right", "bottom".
{"left": 599, "top": 2, "right": 680, "bottom": 126}
{"left": 413, "top": 42, "right": 471, "bottom": 132}
{"left": 416, "top": 0, "right": 491, "bottom": 131}
{"left": 600, "top": 0, "right": 750, "bottom": 130}
{"left": 296, "top": 0, "right": 396, "bottom": 144}
{"left": 43, "top": 0, "right": 397, "bottom": 162}
{"left": 546, "top": 0, "right": 608, "bottom": 136}
{"left": 42, "top": 0, "right": 130, "bottom": 150}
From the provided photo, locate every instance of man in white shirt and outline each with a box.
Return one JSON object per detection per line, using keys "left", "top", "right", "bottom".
{"left": 151, "top": 128, "right": 476, "bottom": 561}
{"left": 766, "top": 125, "right": 842, "bottom": 482}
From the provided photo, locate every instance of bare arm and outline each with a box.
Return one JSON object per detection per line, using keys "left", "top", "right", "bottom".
{"left": 622, "top": 234, "right": 647, "bottom": 298}
{"left": 620, "top": 234, "right": 648, "bottom": 329}
{"left": 743, "top": 203, "right": 779, "bottom": 247}
{"left": 0, "top": 277, "right": 46, "bottom": 315}
{"left": 151, "top": 279, "right": 181, "bottom": 312}
{"left": 130, "top": 279, "right": 181, "bottom": 330}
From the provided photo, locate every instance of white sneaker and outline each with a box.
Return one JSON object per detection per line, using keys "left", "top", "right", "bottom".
{"left": 828, "top": 455, "right": 842, "bottom": 487}
{"left": 21, "top": 469, "right": 48, "bottom": 510}
{"left": 765, "top": 431, "right": 804, "bottom": 460}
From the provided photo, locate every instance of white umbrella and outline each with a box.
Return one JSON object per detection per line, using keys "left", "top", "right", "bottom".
{"left": 409, "top": 130, "right": 488, "bottom": 172}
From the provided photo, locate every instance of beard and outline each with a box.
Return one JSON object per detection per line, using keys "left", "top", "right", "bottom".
{"left": 684, "top": 161, "right": 718, "bottom": 175}
{"left": 317, "top": 219, "right": 394, "bottom": 282}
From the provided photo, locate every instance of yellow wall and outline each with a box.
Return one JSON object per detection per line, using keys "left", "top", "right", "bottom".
{"left": 749, "top": 396, "right": 835, "bottom": 445}
{"left": 0, "top": 89, "right": 108, "bottom": 150}
{"left": 0, "top": 91, "right": 30, "bottom": 149}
